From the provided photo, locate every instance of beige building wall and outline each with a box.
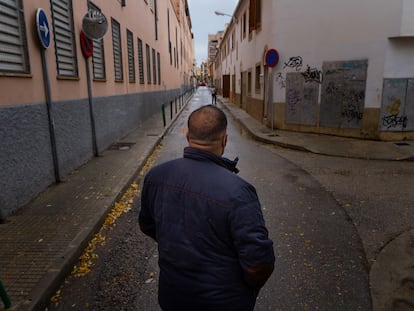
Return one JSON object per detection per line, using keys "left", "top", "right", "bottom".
{"left": 0, "top": 0, "right": 194, "bottom": 218}
{"left": 0, "top": 0, "right": 194, "bottom": 105}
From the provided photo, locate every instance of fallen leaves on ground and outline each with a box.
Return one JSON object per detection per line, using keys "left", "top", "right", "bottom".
{"left": 50, "top": 145, "right": 162, "bottom": 303}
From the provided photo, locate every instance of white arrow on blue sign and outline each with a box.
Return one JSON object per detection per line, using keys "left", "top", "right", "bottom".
{"left": 36, "top": 8, "right": 51, "bottom": 49}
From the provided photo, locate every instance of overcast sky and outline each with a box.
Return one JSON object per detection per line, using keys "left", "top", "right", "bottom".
{"left": 187, "top": 0, "right": 238, "bottom": 66}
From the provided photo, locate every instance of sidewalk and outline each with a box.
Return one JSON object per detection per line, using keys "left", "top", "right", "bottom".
{"left": 219, "top": 97, "right": 414, "bottom": 161}
{"left": 1, "top": 93, "right": 413, "bottom": 311}
{"left": 0, "top": 105, "right": 181, "bottom": 311}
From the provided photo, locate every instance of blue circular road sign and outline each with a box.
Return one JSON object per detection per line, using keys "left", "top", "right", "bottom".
{"left": 36, "top": 8, "right": 51, "bottom": 49}
{"left": 265, "top": 49, "right": 280, "bottom": 68}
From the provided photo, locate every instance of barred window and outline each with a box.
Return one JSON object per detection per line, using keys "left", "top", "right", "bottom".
{"left": 127, "top": 29, "right": 135, "bottom": 82}
{"left": 157, "top": 51, "right": 161, "bottom": 85}
{"left": 146, "top": 43, "right": 151, "bottom": 84}
{"left": 0, "top": 0, "right": 30, "bottom": 73}
{"left": 111, "top": 18, "right": 123, "bottom": 81}
{"left": 51, "top": 0, "right": 78, "bottom": 77}
{"left": 137, "top": 38, "right": 144, "bottom": 84}
{"left": 152, "top": 48, "right": 156, "bottom": 84}
{"left": 255, "top": 64, "right": 261, "bottom": 91}
{"left": 88, "top": 2, "right": 106, "bottom": 80}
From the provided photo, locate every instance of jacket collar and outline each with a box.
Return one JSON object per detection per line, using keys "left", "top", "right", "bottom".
{"left": 184, "top": 147, "right": 240, "bottom": 174}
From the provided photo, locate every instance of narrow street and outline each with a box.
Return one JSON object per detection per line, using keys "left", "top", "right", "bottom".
{"left": 48, "top": 87, "right": 375, "bottom": 310}
{"left": 138, "top": 87, "right": 372, "bottom": 310}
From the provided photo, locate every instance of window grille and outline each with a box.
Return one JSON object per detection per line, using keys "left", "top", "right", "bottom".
{"left": 152, "top": 48, "right": 156, "bottom": 84}
{"left": 111, "top": 18, "right": 123, "bottom": 81}
{"left": 127, "top": 29, "right": 135, "bottom": 82}
{"left": 137, "top": 38, "right": 144, "bottom": 84}
{"left": 157, "top": 51, "right": 161, "bottom": 85}
{"left": 146, "top": 43, "right": 151, "bottom": 84}
{"left": 0, "top": 0, "right": 30, "bottom": 73}
{"left": 51, "top": 0, "right": 78, "bottom": 77}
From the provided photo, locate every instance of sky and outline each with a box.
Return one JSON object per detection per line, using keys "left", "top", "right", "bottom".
{"left": 187, "top": 0, "right": 238, "bottom": 66}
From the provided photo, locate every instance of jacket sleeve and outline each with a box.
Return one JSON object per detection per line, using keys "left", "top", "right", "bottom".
{"left": 139, "top": 177, "right": 157, "bottom": 241}
{"left": 229, "top": 186, "right": 275, "bottom": 288}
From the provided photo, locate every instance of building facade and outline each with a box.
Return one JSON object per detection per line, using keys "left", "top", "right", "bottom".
{"left": 0, "top": 0, "right": 194, "bottom": 218}
{"left": 214, "top": 0, "right": 414, "bottom": 141}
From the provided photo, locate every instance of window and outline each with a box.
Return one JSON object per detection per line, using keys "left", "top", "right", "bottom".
{"left": 137, "top": 38, "right": 144, "bottom": 84}
{"left": 167, "top": 9, "right": 172, "bottom": 65}
{"left": 146, "top": 43, "right": 151, "bottom": 84}
{"left": 0, "top": 0, "right": 30, "bottom": 74}
{"left": 127, "top": 29, "right": 135, "bottom": 82}
{"left": 242, "top": 12, "right": 247, "bottom": 39}
{"left": 111, "top": 18, "right": 123, "bottom": 81}
{"left": 157, "top": 51, "right": 161, "bottom": 85}
{"left": 255, "top": 64, "right": 261, "bottom": 92}
{"left": 154, "top": 0, "right": 158, "bottom": 40}
{"left": 249, "top": 0, "right": 261, "bottom": 33}
{"left": 51, "top": 0, "right": 78, "bottom": 77}
{"left": 89, "top": 2, "right": 105, "bottom": 80}
{"left": 248, "top": 70, "right": 252, "bottom": 95}
{"left": 152, "top": 48, "right": 156, "bottom": 84}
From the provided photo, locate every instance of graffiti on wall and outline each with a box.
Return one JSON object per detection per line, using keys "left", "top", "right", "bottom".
{"left": 382, "top": 99, "right": 408, "bottom": 129}
{"left": 320, "top": 60, "right": 368, "bottom": 129}
{"left": 285, "top": 72, "right": 318, "bottom": 126}
{"left": 380, "top": 79, "right": 413, "bottom": 131}
{"left": 279, "top": 57, "right": 369, "bottom": 129}
{"left": 275, "top": 72, "right": 286, "bottom": 88}
{"left": 301, "top": 65, "right": 323, "bottom": 84}
{"left": 283, "top": 56, "right": 303, "bottom": 71}
{"left": 277, "top": 56, "right": 323, "bottom": 89}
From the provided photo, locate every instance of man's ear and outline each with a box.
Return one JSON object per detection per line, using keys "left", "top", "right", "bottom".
{"left": 222, "top": 134, "right": 228, "bottom": 148}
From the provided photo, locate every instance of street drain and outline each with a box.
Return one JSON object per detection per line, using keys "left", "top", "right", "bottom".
{"left": 110, "top": 142, "right": 135, "bottom": 151}
{"left": 267, "top": 134, "right": 279, "bottom": 137}
{"left": 394, "top": 142, "right": 410, "bottom": 146}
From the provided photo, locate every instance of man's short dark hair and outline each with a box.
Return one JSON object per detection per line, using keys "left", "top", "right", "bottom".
{"left": 187, "top": 105, "right": 227, "bottom": 142}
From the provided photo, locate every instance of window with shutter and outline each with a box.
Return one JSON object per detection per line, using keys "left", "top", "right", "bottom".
{"left": 51, "top": 0, "right": 78, "bottom": 77}
{"left": 157, "top": 51, "right": 161, "bottom": 85}
{"left": 127, "top": 29, "right": 135, "bottom": 82}
{"left": 111, "top": 18, "right": 123, "bottom": 81}
{"left": 0, "top": 0, "right": 30, "bottom": 74}
{"left": 152, "top": 48, "right": 156, "bottom": 84}
{"left": 146, "top": 43, "right": 151, "bottom": 84}
{"left": 137, "top": 38, "right": 144, "bottom": 84}
{"left": 88, "top": 2, "right": 106, "bottom": 80}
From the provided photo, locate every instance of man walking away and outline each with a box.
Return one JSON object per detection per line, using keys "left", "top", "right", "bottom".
{"left": 211, "top": 86, "right": 217, "bottom": 105}
{"left": 139, "top": 105, "right": 275, "bottom": 311}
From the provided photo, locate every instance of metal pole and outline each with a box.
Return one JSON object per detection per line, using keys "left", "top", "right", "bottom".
{"left": 85, "top": 58, "right": 99, "bottom": 156}
{"left": 269, "top": 69, "right": 274, "bottom": 131}
{"left": 41, "top": 49, "right": 61, "bottom": 182}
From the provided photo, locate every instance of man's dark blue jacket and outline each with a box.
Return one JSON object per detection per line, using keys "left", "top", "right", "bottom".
{"left": 139, "top": 147, "right": 275, "bottom": 311}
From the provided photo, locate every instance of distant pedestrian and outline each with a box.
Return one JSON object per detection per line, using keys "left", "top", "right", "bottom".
{"left": 211, "top": 86, "right": 217, "bottom": 105}
{"left": 139, "top": 105, "right": 275, "bottom": 311}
